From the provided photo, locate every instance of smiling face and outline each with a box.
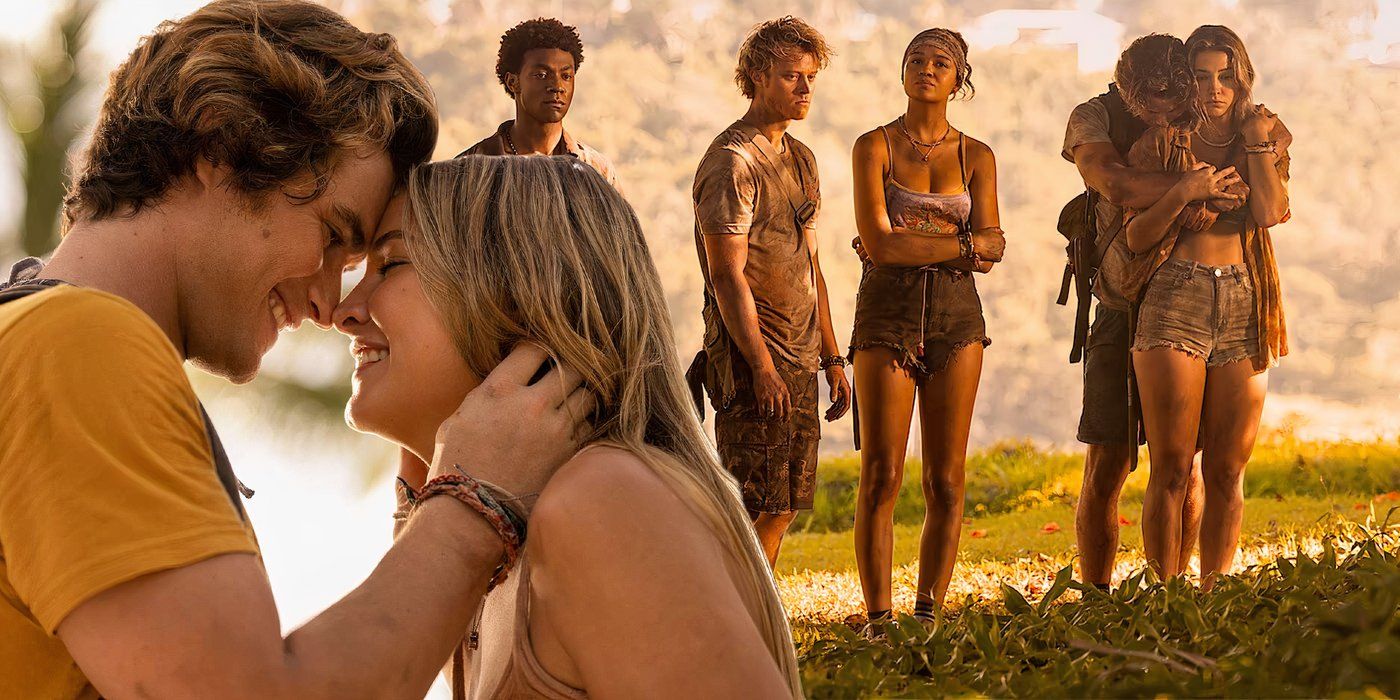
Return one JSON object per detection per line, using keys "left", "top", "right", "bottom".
{"left": 182, "top": 151, "right": 392, "bottom": 383}
{"left": 752, "top": 52, "right": 820, "bottom": 121}
{"left": 333, "top": 195, "right": 477, "bottom": 456}
{"left": 1194, "top": 49, "right": 1238, "bottom": 120}
{"left": 903, "top": 44, "right": 959, "bottom": 102}
{"left": 508, "top": 48, "right": 576, "bottom": 125}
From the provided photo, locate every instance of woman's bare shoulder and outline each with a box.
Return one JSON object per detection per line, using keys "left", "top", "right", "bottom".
{"left": 853, "top": 127, "right": 889, "bottom": 158}
{"left": 959, "top": 133, "right": 996, "bottom": 168}
{"left": 529, "top": 445, "right": 701, "bottom": 545}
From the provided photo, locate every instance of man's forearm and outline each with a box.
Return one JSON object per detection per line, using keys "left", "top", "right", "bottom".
{"left": 1086, "top": 163, "right": 1180, "bottom": 210}
{"left": 1126, "top": 186, "right": 1191, "bottom": 254}
{"left": 710, "top": 274, "right": 775, "bottom": 372}
{"left": 814, "top": 268, "right": 840, "bottom": 358}
{"left": 279, "top": 498, "right": 500, "bottom": 699}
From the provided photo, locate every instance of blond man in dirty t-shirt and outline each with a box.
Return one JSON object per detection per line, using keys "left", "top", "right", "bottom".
{"left": 688, "top": 16, "right": 850, "bottom": 568}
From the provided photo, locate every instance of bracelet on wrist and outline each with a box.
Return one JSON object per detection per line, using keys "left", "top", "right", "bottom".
{"left": 1244, "top": 140, "right": 1277, "bottom": 155}
{"left": 958, "top": 229, "right": 984, "bottom": 267}
{"left": 820, "top": 354, "right": 849, "bottom": 370}
{"left": 412, "top": 470, "right": 529, "bottom": 590}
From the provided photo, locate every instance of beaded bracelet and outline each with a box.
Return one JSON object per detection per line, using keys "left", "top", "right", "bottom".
{"left": 956, "top": 230, "right": 973, "bottom": 259}
{"left": 1244, "top": 140, "right": 1277, "bottom": 155}
{"left": 957, "top": 229, "right": 983, "bottom": 267}
{"left": 412, "top": 471, "right": 528, "bottom": 590}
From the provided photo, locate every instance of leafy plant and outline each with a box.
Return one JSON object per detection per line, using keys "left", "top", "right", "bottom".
{"left": 797, "top": 519, "right": 1400, "bottom": 698}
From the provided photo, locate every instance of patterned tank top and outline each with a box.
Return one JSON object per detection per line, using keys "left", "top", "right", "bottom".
{"left": 881, "top": 125, "right": 971, "bottom": 236}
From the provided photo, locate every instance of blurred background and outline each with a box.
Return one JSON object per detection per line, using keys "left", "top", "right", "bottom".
{"left": 2, "top": 0, "right": 1396, "bottom": 692}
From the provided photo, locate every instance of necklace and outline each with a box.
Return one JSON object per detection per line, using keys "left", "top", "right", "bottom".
{"left": 1195, "top": 123, "right": 1238, "bottom": 148}
{"left": 897, "top": 115, "right": 951, "bottom": 162}
{"left": 503, "top": 127, "right": 519, "bottom": 155}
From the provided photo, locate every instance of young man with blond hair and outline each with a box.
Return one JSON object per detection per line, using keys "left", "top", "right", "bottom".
{"left": 689, "top": 16, "right": 851, "bottom": 568}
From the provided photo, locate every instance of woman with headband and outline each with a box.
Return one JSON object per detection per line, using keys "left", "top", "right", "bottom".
{"left": 847, "top": 28, "right": 1006, "bottom": 626}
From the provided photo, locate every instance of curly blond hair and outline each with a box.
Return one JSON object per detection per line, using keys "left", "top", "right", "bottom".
{"left": 734, "top": 16, "right": 832, "bottom": 99}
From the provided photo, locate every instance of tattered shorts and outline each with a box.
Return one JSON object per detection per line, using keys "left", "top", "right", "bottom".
{"left": 1133, "top": 259, "right": 1258, "bottom": 368}
{"left": 849, "top": 263, "right": 990, "bottom": 377}
{"left": 714, "top": 359, "right": 820, "bottom": 514}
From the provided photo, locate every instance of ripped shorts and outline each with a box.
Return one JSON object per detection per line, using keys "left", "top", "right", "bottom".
{"left": 849, "top": 263, "right": 990, "bottom": 378}
{"left": 1133, "top": 258, "right": 1258, "bottom": 367}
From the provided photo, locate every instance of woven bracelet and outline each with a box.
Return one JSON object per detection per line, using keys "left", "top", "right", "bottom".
{"left": 1245, "top": 140, "right": 1277, "bottom": 155}
{"left": 414, "top": 473, "right": 527, "bottom": 589}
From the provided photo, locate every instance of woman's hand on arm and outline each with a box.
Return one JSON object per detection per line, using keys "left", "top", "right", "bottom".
{"left": 965, "top": 140, "right": 1002, "bottom": 273}
{"left": 1125, "top": 162, "right": 1230, "bottom": 254}
{"left": 531, "top": 448, "right": 794, "bottom": 700}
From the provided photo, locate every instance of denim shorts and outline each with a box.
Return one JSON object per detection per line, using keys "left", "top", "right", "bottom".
{"left": 1078, "top": 303, "right": 1133, "bottom": 445}
{"left": 1133, "top": 259, "right": 1258, "bottom": 367}
{"left": 850, "top": 263, "right": 990, "bottom": 378}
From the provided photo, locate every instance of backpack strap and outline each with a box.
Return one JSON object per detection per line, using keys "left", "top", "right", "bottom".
{"left": 0, "top": 261, "right": 252, "bottom": 519}
{"left": 737, "top": 122, "right": 819, "bottom": 285}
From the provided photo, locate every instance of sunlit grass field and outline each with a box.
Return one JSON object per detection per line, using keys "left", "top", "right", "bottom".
{"left": 780, "top": 435, "right": 1400, "bottom": 697}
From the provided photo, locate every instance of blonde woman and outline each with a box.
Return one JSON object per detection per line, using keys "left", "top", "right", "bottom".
{"left": 333, "top": 155, "right": 801, "bottom": 699}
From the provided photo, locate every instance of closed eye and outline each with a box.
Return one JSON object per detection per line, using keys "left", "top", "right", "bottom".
{"left": 375, "top": 259, "right": 407, "bottom": 277}
{"left": 326, "top": 223, "right": 345, "bottom": 249}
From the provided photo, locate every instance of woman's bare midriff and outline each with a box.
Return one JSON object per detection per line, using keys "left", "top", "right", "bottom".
{"left": 1171, "top": 222, "right": 1244, "bottom": 266}
{"left": 1174, "top": 140, "right": 1247, "bottom": 266}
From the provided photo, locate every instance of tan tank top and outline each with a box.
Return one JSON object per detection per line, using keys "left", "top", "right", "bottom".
{"left": 457, "top": 554, "right": 586, "bottom": 700}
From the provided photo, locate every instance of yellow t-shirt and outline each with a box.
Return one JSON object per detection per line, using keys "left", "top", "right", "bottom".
{"left": 0, "top": 286, "right": 260, "bottom": 699}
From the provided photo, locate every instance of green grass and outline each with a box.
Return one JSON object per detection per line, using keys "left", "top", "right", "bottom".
{"left": 780, "top": 437, "right": 1400, "bottom": 697}
{"left": 793, "top": 435, "right": 1400, "bottom": 534}
{"left": 781, "top": 495, "right": 1390, "bottom": 574}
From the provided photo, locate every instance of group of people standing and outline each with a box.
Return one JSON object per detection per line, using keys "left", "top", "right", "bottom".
{"left": 0, "top": 2, "right": 1292, "bottom": 698}
{"left": 679, "top": 18, "right": 1292, "bottom": 630}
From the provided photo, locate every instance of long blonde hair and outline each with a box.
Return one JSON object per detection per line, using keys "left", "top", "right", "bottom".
{"left": 404, "top": 155, "right": 803, "bottom": 696}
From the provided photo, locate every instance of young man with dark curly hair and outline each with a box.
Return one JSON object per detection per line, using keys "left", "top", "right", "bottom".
{"left": 460, "top": 17, "right": 618, "bottom": 187}
{"left": 0, "top": 1, "right": 590, "bottom": 697}
{"left": 687, "top": 16, "right": 850, "bottom": 568}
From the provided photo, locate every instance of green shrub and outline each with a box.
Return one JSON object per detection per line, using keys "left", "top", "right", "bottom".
{"left": 797, "top": 521, "right": 1400, "bottom": 697}
{"left": 796, "top": 438, "right": 1400, "bottom": 535}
